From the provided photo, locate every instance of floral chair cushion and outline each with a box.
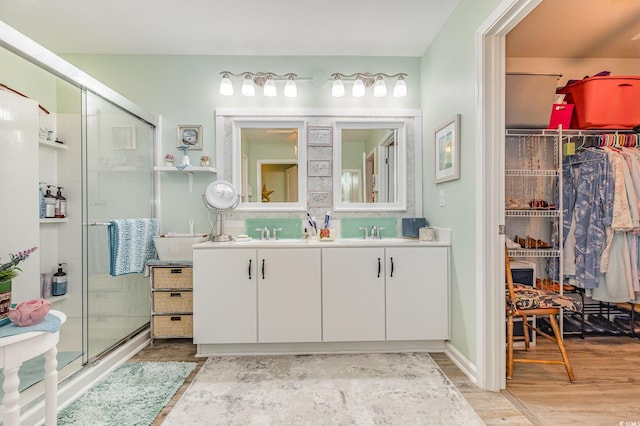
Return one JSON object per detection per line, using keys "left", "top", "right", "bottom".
{"left": 507, "top": 284, "right": 583, "bottom": 312}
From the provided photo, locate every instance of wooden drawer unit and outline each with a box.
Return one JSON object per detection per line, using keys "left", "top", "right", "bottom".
{"left": 152, "top": 267, "right": 193, "bottom": 289}
{"left": 153, "top": 291, "right": 193, "bottom": 313}
{"left": 150, "top": 264, "right": 193, "bottom": 341}
{"left": 152, "top": 314, "right": 193, "bottom": 338}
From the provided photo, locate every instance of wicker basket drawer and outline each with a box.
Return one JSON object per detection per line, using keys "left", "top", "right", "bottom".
{"left": 153, "top": 291, "right": 193, "bottom": 313}
{"left": 153, "top": 267, "right": 192, "bottom": 289}
{"left": 152, "top": 314, "right": 193, "bottom": 338}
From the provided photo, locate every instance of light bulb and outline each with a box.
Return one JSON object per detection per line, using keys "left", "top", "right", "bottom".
{"left": 284, "top": 78, "right": 297, "bottom": 97}
{"left": 352, "top": 78, "right": 365, "bottom": 97}
{"left": 393, "top": 76, "right": 407, "bottom": 97}
{"left": 373, "top": 77, "right": 387, "bottom": 97}
{"left": 264, "top": 78, "right": 277, "bottom": 97}
{"left": 241, "top": 75, "right": 255, "bottom": 96}
{"left": 332, "top": 78, "right": 345, "bottom": 97}
{"left": 219, "top": 74, "right": 233, "bottom": 96}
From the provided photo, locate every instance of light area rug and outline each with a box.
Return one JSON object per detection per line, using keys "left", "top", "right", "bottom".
{"left": 57, "top": 361, "right": 196, "bottom": 426}
{"left": 0, "top": 351, "right": 81, "bottom": 401}
{"left": 163, "top": 353, "right": 484, "bottom": 425}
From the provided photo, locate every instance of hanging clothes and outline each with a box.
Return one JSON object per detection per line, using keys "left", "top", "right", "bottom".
{"left": 562, "top": 148, "right": 612, "bottom": 289}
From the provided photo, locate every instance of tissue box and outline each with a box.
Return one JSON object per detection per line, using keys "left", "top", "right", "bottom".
{"left": 402, "top": 218, "right": 428, "bottom": 238}
{"left": 153, "top": 234, "right": 208, "bottom": 261}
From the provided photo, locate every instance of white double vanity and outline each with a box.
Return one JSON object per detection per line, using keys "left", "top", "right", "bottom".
{"left": 192, "top": 238, "right": 449, "bottom": 356}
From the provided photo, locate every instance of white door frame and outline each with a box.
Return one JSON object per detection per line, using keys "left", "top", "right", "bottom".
{"left": 475, "top": 0, "right": 542, "bottom": 391}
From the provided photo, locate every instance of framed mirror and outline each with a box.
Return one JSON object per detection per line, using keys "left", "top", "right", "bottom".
{"left": 333, "top": 121, "right": 406, "bottom": 211}
{"left": 231, "top": 120, "right": 307, "bottom": 211}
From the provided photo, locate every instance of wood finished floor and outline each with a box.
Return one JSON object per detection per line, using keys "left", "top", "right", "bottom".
{"left": 504, "top": 335, "right": 640, "bottom": 426}
{"left": 129, "top": 336, "right": 640, "bottom": 425}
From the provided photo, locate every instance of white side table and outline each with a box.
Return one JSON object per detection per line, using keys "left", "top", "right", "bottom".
{"left": 0, "top": 310, "right": 67, "bottom": 426}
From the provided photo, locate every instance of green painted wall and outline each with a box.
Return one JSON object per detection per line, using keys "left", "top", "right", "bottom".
{"left": 61, "top": 54, "right": 421, "bottom": 233}
{"left": 420, "top": 0, "right": 503, "bottom": 365}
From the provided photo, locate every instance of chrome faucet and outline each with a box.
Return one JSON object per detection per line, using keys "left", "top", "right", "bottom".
{"left": 272, "top": 227, "right": 283, "bottom": 240}
{"left": 370, "top": 225, "right": 385, "bottom": 239}
{"left": 358, "top": 226, "right": 370, "bottom": 239}
{"left": 256, "top": 227, "right": 271, "bottom": 240}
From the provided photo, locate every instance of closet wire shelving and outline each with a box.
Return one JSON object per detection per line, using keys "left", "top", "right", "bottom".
{"left": 505, "top": 128, "right": 640, "bottom": 339}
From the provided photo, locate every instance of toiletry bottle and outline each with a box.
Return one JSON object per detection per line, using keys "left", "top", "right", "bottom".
{"left": 55, "top": 186, "right": 67, "bottom": 218}
{"left": 44, "top": 185, "right": 56, "bottom": 218}
{"left": 39, "top": 182, "right": 46, "bottom": 219}
{"left": 303, "top": 227, "right": 310, "bottom": 240}
{"left": 52, "top": 263, "right": 68, "bottom": 296}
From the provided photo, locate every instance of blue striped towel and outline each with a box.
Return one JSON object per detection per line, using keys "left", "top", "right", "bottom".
{"left": 108, "top": 218, "right": 159, "bottom": 276}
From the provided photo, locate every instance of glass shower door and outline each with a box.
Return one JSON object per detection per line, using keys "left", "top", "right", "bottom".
{"left": 83, "top": 91, "right": 155, "bottom": 362}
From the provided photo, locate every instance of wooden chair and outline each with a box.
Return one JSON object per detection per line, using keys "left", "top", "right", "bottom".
{"left": 505, "top": 248, "right": 582, "bottom": 382}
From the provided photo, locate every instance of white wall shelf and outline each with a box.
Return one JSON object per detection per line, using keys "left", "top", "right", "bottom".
{"left": 46, "top": 294, "right": 70, "bottom": 303}
{"left": 39, "top": 139, "right": 68, "bottom": 150}
{"left": 154, "top": 165, "right": 217, "bottom": 192}
{"left": 40, "top": 218, "right": 69, "bottom": 224}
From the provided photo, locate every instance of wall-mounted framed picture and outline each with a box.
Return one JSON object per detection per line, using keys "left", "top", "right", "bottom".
{"left": 177, "top": 125, "right": 203, "bottom": 150}
{"left": 308, "top": 159, "right": 332, "bottom": 177}
{"left": 307, "top": 126, "right": 333, "bottom": 146}
{"left": 112, "top": 126, "right": 136, "bottom": 150}
{"left": 434, "top": 114, "right": 460, "bottom": 183}
{"left": 309, "top": 191, "right": 331, "bottom": 208}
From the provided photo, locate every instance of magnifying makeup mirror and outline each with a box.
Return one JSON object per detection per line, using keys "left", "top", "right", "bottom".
{"left": 202, "top": 180, "right": 239, "bottom": 242}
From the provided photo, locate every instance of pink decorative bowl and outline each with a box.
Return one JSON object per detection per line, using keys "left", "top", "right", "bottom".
{"left": 8, "top": 299, "right": 51, "bottom": 326}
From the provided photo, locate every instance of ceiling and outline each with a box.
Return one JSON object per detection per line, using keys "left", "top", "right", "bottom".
{"left": 1, "top": 1, "right": 637, "bottom": 60}
{"left": 507, "top": 0, "right": 640, "bottom": 58}
{"left": 0, "top": 0, "right": 459, "bottom": 57}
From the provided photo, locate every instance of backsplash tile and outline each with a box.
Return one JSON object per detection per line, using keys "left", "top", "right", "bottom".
{"left": 245, "top": 218, "right": 303, "bottom": 240}
{"left": 340, "top": 217, "right": 397, "bottom": 239}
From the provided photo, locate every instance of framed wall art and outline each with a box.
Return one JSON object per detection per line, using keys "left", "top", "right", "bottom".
{"left": 434, "top": 114, "right": 460, "bottom": 183}
{"left": 112, "top": 126, "right": 136, "bottom": 150}
{"left": 308, "top": 191, "right": 331, "bottom": 208}
{"left": 177, "top": 125, "right": 203, "bottom": 150}
{"left": 307, "top": 126, "right": 333, "bottom": 146}
{"left": 308, "top": 159, "right": 332, "bottom": 177}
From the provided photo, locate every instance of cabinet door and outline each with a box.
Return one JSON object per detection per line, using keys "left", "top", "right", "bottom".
{"left": 322, "top": 247, "right": 385, "bottom": 342}
{"left": 257, "top": 248, "right": 321, "bottom": 343}
{"left": 386, "top": 247, "right": 449, "bottom": 340}
{"left": 193, "top": 249, "right": 257, "bottom": 343}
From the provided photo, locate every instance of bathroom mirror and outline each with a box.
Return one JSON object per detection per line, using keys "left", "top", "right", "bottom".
{"left": 333, "top": 121, "right": 406, "bottom": 211}
{"left": 231, "top": 120, "right": 307, "bottom": 211}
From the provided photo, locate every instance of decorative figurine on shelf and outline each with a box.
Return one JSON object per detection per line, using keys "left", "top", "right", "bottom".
{"left": 200, "top": 155, "right": 210, "bottom": 167}
{"left": 175, "top": 146, "right": 190, "bottom": 170}
{"left": 164, "top": 153, "right": 174, "bottom": 166}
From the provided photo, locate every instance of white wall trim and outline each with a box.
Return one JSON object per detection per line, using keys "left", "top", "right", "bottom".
{"left": 444, "top": 341, "right": 478, "bottom": 386}
{"left": 475, "top": 0, "right": 542, "bottom": 391}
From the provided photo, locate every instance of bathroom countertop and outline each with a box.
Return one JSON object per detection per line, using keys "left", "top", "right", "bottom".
{"left": 194, "top": 238, "right": 450, "bottom": 249}
{"left": 146, "top": 259, "right": 193, "bottom": 266}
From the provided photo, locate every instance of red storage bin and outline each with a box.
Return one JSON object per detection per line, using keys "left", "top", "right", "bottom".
{"left": 557, "top": 76, "right": 640, "bottom": 129}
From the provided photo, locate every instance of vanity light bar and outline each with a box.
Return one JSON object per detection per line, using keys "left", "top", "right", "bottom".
{"left": 219, "top": 71, "right": 408, "bottom": 98}
{"left": 219, "top": 71, "right": 298, "bottom": 97}
{"left": 330, "top": 73, "right": 408, "bottom": 98}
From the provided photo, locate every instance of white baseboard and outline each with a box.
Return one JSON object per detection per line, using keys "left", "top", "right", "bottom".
{"left": 444, "top": 341, "right": 479, "bottom": 386}
{"left": 20, "top": 330, "right": 150, "bottom": 426}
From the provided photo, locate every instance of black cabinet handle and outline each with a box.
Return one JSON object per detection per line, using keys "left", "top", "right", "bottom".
{"left": 248, "top": 259, "right": 252, "bottom": 280}
{"left": 377, "top": 257, "right": 381, "bottom": 278}
{"left": 390, "top": 257, "right": 394, "bottom": 277}
{"left": 262, "top": 259, "right": 265, "bottom": 279}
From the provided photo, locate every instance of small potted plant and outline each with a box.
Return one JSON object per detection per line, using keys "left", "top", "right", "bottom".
{"left": 164, "top": 153, "right": 174, "bottom": 166}
{"left": 200, "top": 155, "right": 211, "bottom": 167}
{"left": 0, "top": 247, "right": 38, "bottom": 320}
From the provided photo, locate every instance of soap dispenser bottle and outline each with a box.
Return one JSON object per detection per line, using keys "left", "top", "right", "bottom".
{"left": 44, "top": 185, "right": 56, "bottom": 218}
{"left": 52, "top": 263, "right": 68, "bottom": 296}
{"left": 55, "top": 186, "right": 66, "bottom": 218}
{"left": 39, "top": 182, "right": 46, "bottom": 219}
